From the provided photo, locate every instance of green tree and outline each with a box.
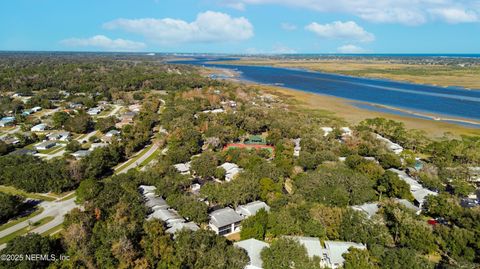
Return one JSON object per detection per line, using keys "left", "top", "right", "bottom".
{"left": 343, "top": 248, "right": 379, "bottom": 269}
{"left": 260, "top": 238, "right": 322, "bottom": 269}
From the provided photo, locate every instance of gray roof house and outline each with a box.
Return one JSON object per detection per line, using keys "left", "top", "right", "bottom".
{"left": 34, "top": 140, "right": 57, "bottom": 151}
{"left": 234, "top": 239, "right": 270, "bottom": 269}
{"left": 209, "top": 208, "right": 244, "bottom": 236}
{"left": 389, "top": 168, "right": 438, "bottom": 208}
{"left": 166, "top": 222, "right": 200, "bottom": 235}
{"left": 148, "top": 209, "right": 185, "bottom": 226}
{"left": 145, "top": 196, "right": 169, "bottom": 211}
{"left": 174, "top": 162, "right": 191, "bottom": 175}
{"left": 351, "top": 203, "right": 380, "bottom": 219}
{"left": 291, "top": 236, "right": 323, "bottom": 259}
{"left": 236, "top": 201, "right": 270, "bottom": 218}
{"left": 322, "top": 241, "right": 366, "bottom": 269}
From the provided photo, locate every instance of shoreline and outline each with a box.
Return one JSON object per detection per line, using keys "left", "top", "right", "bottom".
{"left": 198, "top": 62, "right": 480, "bottom": 132}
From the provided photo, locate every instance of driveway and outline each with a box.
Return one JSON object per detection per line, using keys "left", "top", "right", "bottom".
{"left": 116, "top": 144, "right": 159, "bottom": 174}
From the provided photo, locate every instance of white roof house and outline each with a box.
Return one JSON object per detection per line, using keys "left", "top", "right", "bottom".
{"left": 174, "top": 162, "right": 191, "bottom": 175}
{"left": 47, "top": 131, "right": 71, "bottom": 141}
{"left": 389, "top": 168, "right": 438, "bottom": 208}
{"left": 87, "top": 107, "right": 102, "bottom": 115}
{"left": 220, "top": 162, "right": 243, "bottom": 181}
{"left": 139, "top": 185, "right": 157, "bottom": 195}
{"left": 341, "top": 127, "right": 353, "bottom": 137}
{"left": 148, "top": 209, "right": 185, "bottom": 226}
{"left": 293, "top": 138, "right": 301, "bottom": 157}
{"left": 105, "top": 130, "right": 120, "bottom": 137}
{"left": 31, "top": 123, "right": 47, "bottom": 132}
{"left": 292, "top": 236, "right": 323, "bottom": 259}
{"left": 166, "top": 222, "right": 200, "bottom": 235}
{"left": 209, "top": 208, "right": 244, "bottom": 236}
{"left": 236, "top": 201, "right": 270, "bottom": 218}
{"left": 321, "top": 127, "right": 333, "bottom": 137}
{"left": 71, "top": 150, "right": 91, "bottom": 159}
{"left": 351, "top": 203, "right": 379, "bottom": 219}
{"left": 31, "top": 106, "right": 42, "bottom": 112}
{"left": 234, "top": 239, "right": 270, "bottom": 269}
{"left": 375, "top": 134, "right": 403, "bottom": 155}
{"left": 322, "top": 241, "right": 366, "bottom": 269}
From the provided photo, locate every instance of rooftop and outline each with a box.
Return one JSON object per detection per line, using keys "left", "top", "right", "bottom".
{"left": 234, "top": 239, "right": 270, "bottom": 269}
{"left": 209, "top": 208, "right": 244, "bottom": 228}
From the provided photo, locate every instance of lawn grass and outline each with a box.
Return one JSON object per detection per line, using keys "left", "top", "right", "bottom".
{"left": 0, "top": 207, "right": 44, "bottom": 232}
{"left": 0, "top": 216, "right": 55, "bottom": 244}
{"left": 58, "top": 191, "right": 76, "bottom": 202}
{"left": 137, "top": 148, "right": 160, "bottom": 169}
{"left": 38, "top": 145, "right": 63, "bottom": 155}
{"left": 0, "top": 185, "right": 56, "bottom": 201}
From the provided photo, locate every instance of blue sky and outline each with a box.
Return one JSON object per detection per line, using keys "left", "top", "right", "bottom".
{"left": 1, "top": 0, "right": 479, "bottom": 53}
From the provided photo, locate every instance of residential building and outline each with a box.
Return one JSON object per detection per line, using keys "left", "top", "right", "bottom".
{"left": 351, "top": 203, "right": 379, "bottom": 219}
{"left": 31, "top": 106, "right": 42, "bottom": 113}
{"left": 166, "top": 222, "right": 200, "bottom": 235}
{"left": 321, "top": 127, "right": 333, "bottom": 137}
{"left": 105, "top": 129, "right": 120, "bottom": 137}
{"left": 71, "top": 150, "right": 91, "bottom": 159}
{"left": 174, "top": 162, "right": 191, "bottom": 175}
{"left": 47, "top": 131, "right": 71, "bottom": 141}
{"left": 209, "top": 208, "right": 244, "bottom": 236}
{"left": 0, "top": 117, "right": 15, "bottom": 127}
{"left": 389, "top": 168, "right": 438, "bottom": 208}
{"left": 87, "top": 107, "right": 102, "bottom": 115}
{"left": 35, "top": 140, "right": 57, "bottom": 150}
{"left": 9, "top": 148, "right": 37, "bottom": 156}
{"left": 322, "top": 241, "right": 366, "bottom": 269}
{"left": 31, "top": 123, "right": 48, "bottom": 132}
{"left": 376, "top": 134, "right": 403, "bottom": 154}
{"left": 236, "top": 201, "right": 270, "bottom": 218}
{"left": 219, "top": 162, "right": 243, "bottom": 181}
{"left": 293, "top": 138, "right": 301, "bottom": 157}
{"left": 234, "top": 239, "right": 270, "bottom": 269}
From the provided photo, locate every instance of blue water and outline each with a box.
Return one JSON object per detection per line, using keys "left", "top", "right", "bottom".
{"left": 171, "top": 57, "right": 480, "bottom": 123}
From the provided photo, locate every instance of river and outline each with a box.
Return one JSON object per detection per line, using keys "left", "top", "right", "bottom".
{"left": 171, "top": 57, "right": 480, "bottom": 127}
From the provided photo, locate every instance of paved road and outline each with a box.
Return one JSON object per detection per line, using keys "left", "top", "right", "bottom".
{"left": 0, "top": 197, "right": 77, "bottom": 250}
{"left": 98, "top": 105, "right": 121, "bottom": 118}
{"left": 116, "top": 144, "right": 159, "bottom": 174}
{"left": 0, "top": 126, "right": 20, "bottom": 139}
{"left": 77, "top": 130, "right": 98, "bottom": 143}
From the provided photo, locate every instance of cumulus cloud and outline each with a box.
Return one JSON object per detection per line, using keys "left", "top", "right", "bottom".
{"left": 429, "top": 8, "right": 479, "bottom": 23}
{"left": 221, "top": 0, "right": 480, "bottom": 25}
{"left": 281, "top": 22, "right": 297, "bottom": 31}
{"left": 103, "top": 11, "right": 254, "bottom": 45}
{"left": 306, "top": 21, "right": 375, "bottom": 42}
{"left": 337, "top": 44, "right": 366, "bottom": 53}
{"left": 60, "top": 35, "right": 146, "bottom": 51}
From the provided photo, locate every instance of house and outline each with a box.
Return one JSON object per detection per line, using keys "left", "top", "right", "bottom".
{"left": 209, "top": 208, "right": 244, "bottom": 236}
{"left": 22, "top": 110, "right": 32, "bottom": 116}
{"left": 389, "top": 169, "right": 438, "bottom": 208}
{"left": 174, "top": 162, "right": 191, "bottom": 175}
{"left": 31, "top": 106, "right": 42, "bottom": 113}
{"left": 71, "top": 150, "right": 91, "bottom": 159}
{"left": 128, "top": 104, "right": 142, "bottom": 113}
{"left": 105, "top": 129, "right": 120, "bottom": 137}
{"left": 322, "top": 241, "right": 367, "bottom": 269}
{"left": 31, "top": 123, "right": 47, "bottom": 132}
{"left": 47, "top": 131, "right": 71, "bottom": 141}
{"left": 166, "top": 222, "right": 200, "bottom": 235}
{"left": 351, "top": 203, "right": 379, "bottom": 219}
{"left": 87, "top": 107, "right": 102, "bottom": 115}
{"left": 234, "top": 239, "right": 270, "bottom": 269}
{"left": 376, "top": 134, "right": 403, "bottom": 155}
{"left": 219, "top": 162, "right": 243, "bottom": 181}
{"left": 2, "top": 137, "right": 20, "bottom": 145}
{"left": 321, "top": 127, "right": 333, "bottom": 137}
{"left": 148, "top": 209, "right": 185, "bottom": 226}
{"left": 145, "top": 196, "right": 169, "bottom": 211}
{"left": 35, "top": 140, "right": 57, "bottom": 150}
{"left": 395, "top": 199, "right": 421, "bottom": 214}
{"left": 90, "top": 143, "right": 108, "bottom": 150}
{"left": 9, "top": 148, "right": 37, "bottom": 156}
{"left": 0, "top": 117, "right": 15, "bottom": 127}
{"left": 293, "top": 138, "right": 301, "bottom": 157}
{"left": 236, "top": 201, "right": 270, "bottom": 218}
{"left": 341, "top": 127, "right": 353, "bottom": 137}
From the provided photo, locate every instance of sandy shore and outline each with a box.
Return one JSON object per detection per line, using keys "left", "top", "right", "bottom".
{"left": 257, "top": 85, "right": 480, "bottom": 138}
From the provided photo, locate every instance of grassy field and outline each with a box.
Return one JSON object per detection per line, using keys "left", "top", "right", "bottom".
{"left": 0, "top": 185, "right": 56, "bottom": 201}
{"left": 41, "top": 223, "right": 63, "bottom": 236}
{"left": 223, "top": 58, "right": 480, "bottom": 90}
{"left": 260, "top": 85, "right": 480, "bottom": 138}
{"left": 0, "top": 216, "right": 54, "bottom": 244}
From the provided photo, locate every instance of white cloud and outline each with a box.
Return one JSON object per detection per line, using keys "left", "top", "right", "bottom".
{"left": 104, "top": 11, "right": 254, "bottom": 45}
{"left": 60, "top": 35, "right": 146, "bottom": 51}
{"left": 306, "top": 21, "right": 375, "bottom": 42}
{"left": 429, "top": 8, "right": 479, "bottom": 23}
{"left": 337, "top": 44, "right": 366, "bottom": 53}
{"left": 221, "top": 0, "right": 480, "bottom": 25}
{"left": 281, "top": 22, "right": 297, "bottom": 31}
